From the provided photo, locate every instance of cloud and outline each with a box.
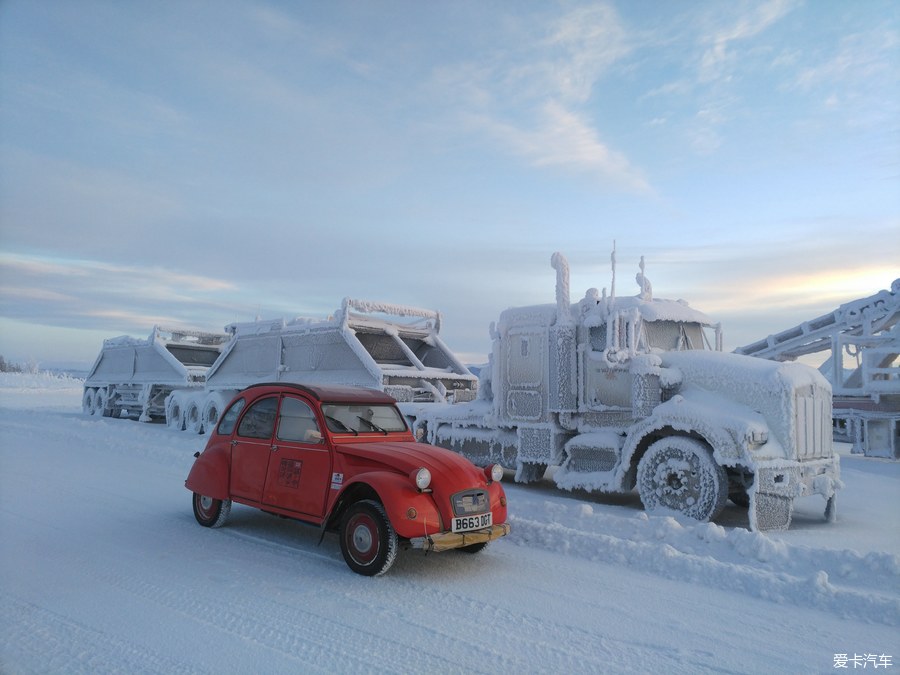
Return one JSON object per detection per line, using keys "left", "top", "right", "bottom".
{"left": 0, "top": 252, "right": 244, "bottom": 335}
{"left": 698, "top": 0, "right": 796, "bottom": 83}
{"left": 471, "top": 102, "right": 650, "bottom": 192}
{"left": 429, "top": 2, "right": 646, "bottom": 191}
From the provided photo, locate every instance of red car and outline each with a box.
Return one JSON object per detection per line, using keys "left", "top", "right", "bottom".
{"left": 185, "top": 383, "right": 510, "bottom": 576}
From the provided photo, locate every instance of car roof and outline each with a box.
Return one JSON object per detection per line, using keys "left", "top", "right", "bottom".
{"left": 241, "top": 382, "right": 398, "bottom": 404}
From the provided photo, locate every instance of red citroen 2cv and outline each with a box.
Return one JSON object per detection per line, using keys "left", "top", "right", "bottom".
{"left": 185, "top": 383, "right": 510, "bottom": 576}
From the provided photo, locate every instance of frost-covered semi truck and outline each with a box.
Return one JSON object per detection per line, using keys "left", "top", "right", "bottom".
{"left": 406, "top": 253, "right": 840, "bottom": 531}
{"left": 82, "top": 327, "right": 231, "bottom": 421}
{"left": 85, "top": 298, "right": 478, "bottom": 433}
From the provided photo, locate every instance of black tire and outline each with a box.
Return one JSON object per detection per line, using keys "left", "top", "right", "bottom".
{"left": 458, "top": 541, "right": 489, "bottom": 554}
{"left": 730, "top": 490, "right": 750, "bottom": 508}
{"left": 192, "top": 493, "right": 231, "bottom": 528}
{"left": 636, "top": 437, "right": 728, "bottom": 523}
{"left": 339, "top": 500, "right": 398, "bottom": 577}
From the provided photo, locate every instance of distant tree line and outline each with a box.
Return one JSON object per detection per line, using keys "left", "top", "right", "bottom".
{"left": 0, "top": 355, "right": 34, "bottom": 373}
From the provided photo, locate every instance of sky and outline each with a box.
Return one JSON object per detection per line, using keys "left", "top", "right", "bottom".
{"left": 0, "top": 0, "right": 898, "bottom": 369}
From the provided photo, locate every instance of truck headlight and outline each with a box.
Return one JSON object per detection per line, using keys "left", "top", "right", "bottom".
{"left": 413, "top": 467, "right": 432, "bottom": 490}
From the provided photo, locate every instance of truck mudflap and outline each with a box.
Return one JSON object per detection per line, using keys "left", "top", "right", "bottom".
{"left": 409, "top": 523, "right": 511, "bottom": 552}
{"left": 750, "top": 455, "right": 841, "bottom": 531}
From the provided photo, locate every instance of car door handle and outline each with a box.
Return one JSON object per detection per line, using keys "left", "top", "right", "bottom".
{"left": 270, "top": 444, "right": 278, "bottom": 452}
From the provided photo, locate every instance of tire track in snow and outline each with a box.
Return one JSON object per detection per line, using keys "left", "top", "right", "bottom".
{"left": 1, "top": 594, "right": 206, "bottom": 675}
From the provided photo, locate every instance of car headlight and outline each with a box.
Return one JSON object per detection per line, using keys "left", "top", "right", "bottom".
{"left": 413, "top": 467, "right": 432, "bottom": 490}
{"left": 485, "top": 463, "right": 503, "bottom": 483}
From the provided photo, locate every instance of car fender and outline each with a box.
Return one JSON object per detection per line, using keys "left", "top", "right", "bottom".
{"left": 185, "top": 443, "right": 231, "bottom": 501}
{"left": 333, "top": 470, "right": 444, "bottom": 540}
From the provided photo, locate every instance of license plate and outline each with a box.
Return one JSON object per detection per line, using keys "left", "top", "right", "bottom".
{"left": 451, "top": 512, "right": 493, "bottom": 533}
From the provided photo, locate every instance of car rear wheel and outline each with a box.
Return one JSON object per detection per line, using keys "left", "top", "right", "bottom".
{"left": 192, "top": 493, "right": 231, "bottom": 528}
{"left": 339, "top": 500, "right": 398, "bottom": 576}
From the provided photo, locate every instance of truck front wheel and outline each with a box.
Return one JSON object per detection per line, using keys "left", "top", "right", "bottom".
{"left": 637, "top": 437, "right": 728, "bottom": 523}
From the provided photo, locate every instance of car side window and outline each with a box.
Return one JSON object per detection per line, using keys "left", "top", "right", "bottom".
{"left": 236, "top": 397, "right": 278, "bottom": 439}
{"left": 217, "top": 398, "right": 246, "bottom": 435}
{"left": 276, "top": 397, "right": 323, "bottom": 444}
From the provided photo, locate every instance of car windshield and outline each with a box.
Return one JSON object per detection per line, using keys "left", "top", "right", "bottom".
{"left": 321, "top": 403, "right": 408, "bottom": 434}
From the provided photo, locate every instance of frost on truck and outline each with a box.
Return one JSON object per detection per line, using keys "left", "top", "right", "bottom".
{"left": 409, "top": 251, "right": 841, "bottom": 532}
{"left": 84, "top": 297, "right": 478, "bottom": 436}
{"left": 82, "top": 327, "right": 231, "bottom": 422}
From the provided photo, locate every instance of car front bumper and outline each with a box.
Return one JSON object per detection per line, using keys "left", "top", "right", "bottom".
{"left": 409, "top": 523, "right": 511, "bottom": 552}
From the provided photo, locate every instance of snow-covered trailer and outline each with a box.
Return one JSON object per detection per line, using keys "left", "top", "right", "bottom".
{"left": 167, "top": 298, "right": 478, "bottom": 434}
{"left": 82, "top": 326, "right": 231, "bottom": 422}
{"left": 407, "top": 252, "right": 841, "bottom": 532}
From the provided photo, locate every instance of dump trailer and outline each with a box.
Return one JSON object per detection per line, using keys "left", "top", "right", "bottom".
{"left": 82, "top": 326, "right": 231, "bottom": 421}
{"left": 164, "top": 297, "right": 478, "bottom": 434}
{"left": 407, "top": 252, "right": 840, "bottom": 531}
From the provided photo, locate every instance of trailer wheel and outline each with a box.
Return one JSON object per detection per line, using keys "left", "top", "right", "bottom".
{"left": 201, "top": 392, "right": 231, "bottom": 435}
{"left": 339, "top": 500, "right": 398, "bottom": 576}
{"left": 82, "top": 388, "right": 96, "bottom": 415}
{"left": 166, "top": 394, "right": 185, "bottom": 431}
{"left": 184, "top": 400, "right": 203, "bottom": 434}
{"left": 192, "top": 493, "right": 231, "bottom": 528}
{"left": 637, "top": 437, "right": 728, "bottom": 523}
{"left": 93, "top": 388, "right": 108, "bottom": 417}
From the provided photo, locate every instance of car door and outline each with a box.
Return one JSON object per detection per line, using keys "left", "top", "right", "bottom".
{"left": 260, "top": 394, "right": 332, "bottom": 518}
{"left": 230, "top": 395, "right": 279, "bottom": 502}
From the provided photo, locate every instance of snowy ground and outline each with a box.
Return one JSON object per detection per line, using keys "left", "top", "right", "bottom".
{"left": 1, "top": 373, "right": 898, "bottom": 674}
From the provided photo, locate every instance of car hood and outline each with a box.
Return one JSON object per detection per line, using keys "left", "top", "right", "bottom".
{"left": 337, "top": 440, "right": 486, "bottom": 485}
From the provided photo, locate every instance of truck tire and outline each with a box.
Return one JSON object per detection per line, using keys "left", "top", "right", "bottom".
{"left": 339, "top": 500, "right": 398, "bottom": 577}
{"left": 94, "top": 388, "right": 109, "bottom": 417}
{"left": 636, "top": 437, "right": 728, "bottom": 523}
{"left": 166, "top": 393, "right": 185, "bottom": 431}
{"left": 192, "top": 493, "right": 231, "bottom": 528}
{"left": 82, "top": 388, "right": 96, "bottom": 415}
{"left": 184, "top": 400, "right": 203, "bottom": 434}
{"left": 201, "top": 392, "right": 233, "bottom": 435}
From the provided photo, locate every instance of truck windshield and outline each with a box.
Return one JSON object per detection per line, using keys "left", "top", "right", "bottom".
{"left": 321, "top": 403, "right": 409, "bottom": 434}
{"left": 643, "top": 321, "right": 708, "bottom": 351}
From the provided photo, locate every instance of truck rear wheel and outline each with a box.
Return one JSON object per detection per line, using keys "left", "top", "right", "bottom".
{"left": 637, "top": 437, "right": 728, "bottom": 523}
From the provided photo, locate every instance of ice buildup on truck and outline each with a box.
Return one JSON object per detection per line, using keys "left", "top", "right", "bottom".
{"left": 406, "top": 251, "right": 841, "bottom": 532}
{"left": 84, "top": 298, "right": 477, "bottom": 434}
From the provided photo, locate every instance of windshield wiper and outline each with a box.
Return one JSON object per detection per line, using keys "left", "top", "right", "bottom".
{"left": 326, "top": 415, "right": 358, "bottom": 435}
{"left": 357, "top": 416, "right": 388, "bottom": 434}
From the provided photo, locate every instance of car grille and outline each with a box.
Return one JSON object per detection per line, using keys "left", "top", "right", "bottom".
{"left": 451, "top": 489, "right": 489, "bottom": 516}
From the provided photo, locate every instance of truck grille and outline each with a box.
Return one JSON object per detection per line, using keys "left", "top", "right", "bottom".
{"left": 795, "top": 385, "right": 832, "bottom": 460}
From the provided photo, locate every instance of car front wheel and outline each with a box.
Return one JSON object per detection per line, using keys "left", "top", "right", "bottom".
{"left": 339, "top": 500, "right": 398, "bottom": 576}
{"left": 192, "top": 493, "right": 231, "bottom": 528}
